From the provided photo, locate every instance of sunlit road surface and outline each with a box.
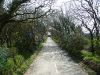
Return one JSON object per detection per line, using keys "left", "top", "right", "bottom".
{"left": 24, "top": 37, "right": 88, "bottom": 75}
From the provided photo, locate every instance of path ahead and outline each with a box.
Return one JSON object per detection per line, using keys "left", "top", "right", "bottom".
{"left": 25, "top": 37, "right": 88, "bottom": 75}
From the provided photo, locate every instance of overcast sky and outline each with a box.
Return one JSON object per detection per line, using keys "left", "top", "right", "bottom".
{"left": 54, "top": 0, "right": 70, "bottom": 10}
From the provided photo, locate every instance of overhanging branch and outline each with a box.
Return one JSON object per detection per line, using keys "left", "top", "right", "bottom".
{"left": 10, "top": 8, "right": 52, "bottom": 22}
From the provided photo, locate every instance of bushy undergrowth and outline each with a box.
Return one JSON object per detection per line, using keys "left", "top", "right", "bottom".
{"left": 81, "top": 50, "right": 100, "bottom": 74}
{"left": 0, "top": 47, "right": 10, "bottom": 73}
{"left": 93, "top": 40, "right": 100, "bottom": 56}
{"left": 0, "top": 39, "right": 44, "bottom": 75}
{"left": 52, "top": 34, "right": 88, "bottom": 59}
{"left": 82, "top": 50, "right": 100, "bottom": 63}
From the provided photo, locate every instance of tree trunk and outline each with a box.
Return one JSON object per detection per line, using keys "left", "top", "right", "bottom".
{"left": 0, "top": 18, "right": 11, "bottom": 43}
{"left": 96, "top": 28, "right": 99, "bottom": 48}
{"left": 90, "top": 32, "right": 95, "bottom": 54}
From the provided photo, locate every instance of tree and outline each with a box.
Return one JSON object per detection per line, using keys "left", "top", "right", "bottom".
{"left": 0, "top": 0, "right": 54, "bottom": 46}
{"left": 69, "top": 0, "right": 100, "bottom": 54}
{"left": 50, "top": 10, "right": 86, "bottom": 58}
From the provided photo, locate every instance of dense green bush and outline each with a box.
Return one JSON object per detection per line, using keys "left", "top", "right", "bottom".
{"left": 1, "top": 54, "right": 31, "bottom": 75}
{"left": 81, "top": 50, "right": 100, "bottom": 74}
{"left": 5, "top": 58, "right": 15, "bottom": 75}
{"left": 82, "top": 50, "right": 100, "bottom": 63}
{"left": 51, "top": 15, "right": 89, "bottom": 59}
{"left": 52, "top": 33, "right": 88, "bottom": 58}
{"left": 0, "top": 36, "right": 45, "bottom": 75}
{"left": 93, "top": 40, "right": 100, "bottom": 56}
{"left": 15, "top": 55, "right": 24, "bottom": 67}
{"left": 0, "top": 47, "right": 10, "bottom": 73}
{"left": 70, "top": 37, "right": 84, "bottom": 56}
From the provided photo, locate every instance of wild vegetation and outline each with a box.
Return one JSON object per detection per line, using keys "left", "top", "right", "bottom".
{"left": 50, "top": 0, "right": 100, "bottom": 74}
{"left": 51, "top": 14, "right": 100, "bottom": 75}
{"left": 0, "top": 0, "right": 100, "bottom": 75}
{"left": 0, "top": 0, "right": 53, "bottom": 75}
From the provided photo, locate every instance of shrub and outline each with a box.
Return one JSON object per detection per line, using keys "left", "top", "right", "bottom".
{"left": 63, "top": 35, "right": 88, "bottom": 58}
{"left": 81, "top": 50, "right": 93, "bottom": 57}
{"left": 15, "top": 55, "right": 24, "bottom": 67}
{"left": 5, "top": 58, "right": 15, "bottom": 71}
{"left": 82, "top": 50, "right": 100, "bottom": 74}
{"left": 81, "top": 50, "right": 100, "bottom": 63}
{"left": 94, "top": 40, "right": 100, "bottom": 56}
{"left": 0, "top": 47, "right": 10, "bottom": 71}
{"left": 4, "top": 58, "right": 15, "bottom": 75}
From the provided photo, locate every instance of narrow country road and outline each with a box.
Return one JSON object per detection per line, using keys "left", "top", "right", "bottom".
{"left": 24, "top": 37, "right": 88, "bottom": 75}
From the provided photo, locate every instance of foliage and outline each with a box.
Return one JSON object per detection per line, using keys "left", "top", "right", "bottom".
{"left": 15, "top": 55, "right": 24, "bottom": 67}
{"left": 0, "top": 8, "right": 47, "bottom": 74}
{"left": 93, "top": 40, "right": 100, "bottom": 56}
{"left": 0, "top": 0, "right": 51, "bottom": 75}
{"left": 51, "top": 14, "right": 88, "bottom": 59}
{"left": 0, "top": 47, "right": 10, "bottom": 71}
{"left": 0, "top": 33, "right": 46, "bottom": 75}
{"left": 81, "top": 50, "right": 100, "bottom": 74}
{"left": 82, "top": 50, "right": 100, "bottom": 63}
{"left": 5, "top": 58, "right": 15, "bottom": 73}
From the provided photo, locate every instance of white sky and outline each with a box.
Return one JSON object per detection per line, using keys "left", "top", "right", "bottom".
{"left": 56, "top": 0, "right": 70, "bottom": 6}
{"left": 55, "top": 0, "right": 67, "bottom": 6}
{"left": 54, "top": 0, "right": 70, "bottom": 9}
{"left": 52, "top": 0, "right": 72, "bottom": 15}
